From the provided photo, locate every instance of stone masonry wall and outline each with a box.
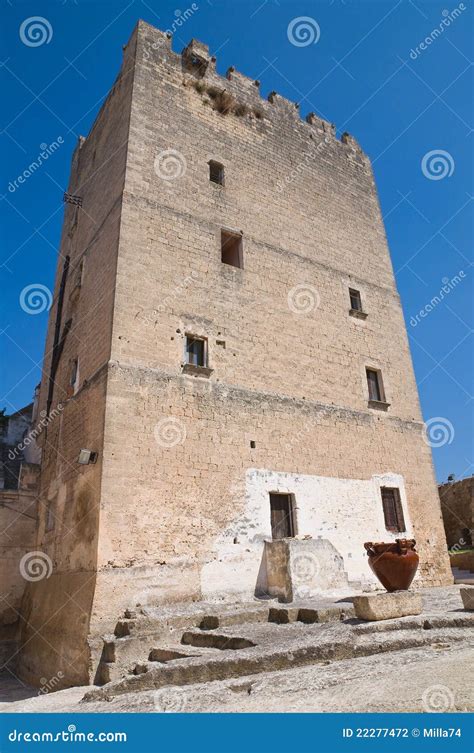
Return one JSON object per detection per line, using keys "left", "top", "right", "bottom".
{"left": 0, "top": 464, "right": 39, "bottom": 630}
{"left": 89, "top": 22, "right": 451, "bottom": 633}
{"left": 17, "top": 34, "right": 138, "bottom": 687}
{"left": 20, "top": 21, "right": 452, "bottom": 686}
{"left": 439, "top": 477, "right": 474, "bottom": 549}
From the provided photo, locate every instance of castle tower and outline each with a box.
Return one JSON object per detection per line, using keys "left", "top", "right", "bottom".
{"left": 19, "top": 21, "right": 451, "bottom": 687}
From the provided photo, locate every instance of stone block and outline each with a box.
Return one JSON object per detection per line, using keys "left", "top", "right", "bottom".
{"left": 353, "top": 592, "right": 422, "bottom": 621}
{"left": 460, "top": 586, "right": 474, "bottom": 611}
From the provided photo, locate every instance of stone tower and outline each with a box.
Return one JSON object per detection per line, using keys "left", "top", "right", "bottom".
{"left": 18, "top": 20, "right": 451, "bottom": 687}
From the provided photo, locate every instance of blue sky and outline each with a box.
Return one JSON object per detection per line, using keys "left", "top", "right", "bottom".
{"left": 1, "top": 0, "right": 472, "bottom": 483}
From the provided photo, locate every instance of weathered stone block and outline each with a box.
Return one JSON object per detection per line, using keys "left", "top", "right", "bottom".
{"left": 460, "top": 586, "right": 474, "bottom": 611}
{"left": 353, "top": 592, "right": 422, "bottom": 621}
{"left": 262, "top": 538, "right": 349, "bottom": 603}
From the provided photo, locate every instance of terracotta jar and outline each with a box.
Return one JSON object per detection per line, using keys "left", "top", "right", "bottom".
{"left": 364, "top": 539, "right": 419, "bottom": 592}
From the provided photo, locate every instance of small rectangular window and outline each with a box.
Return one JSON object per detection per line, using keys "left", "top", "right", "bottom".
{"left": 381, "top": 487, "right": 406, "bottom": 532}
{"left": 75, "top": 259, "right": 84, "bottom": 289}
{"left": 69, "top": 359, "right": 79, "bottom": 395}
{"left": 221, "top": 230, "right": 243, "bottom": 268}
{"left": 269, "top": 493, "right": 295, "bottom": 540}
{"left": 209, "top": 160, "right": 224, "bottom": 185}
{"left": 185, "top": 335, "right": 206, "bottom": 367}
{"left": 349, "top": 288, "right": 362, "bottom": 311}
{"left": 366, "top": 368, "right": 383, "bottom": 402}
{"left": 45, "top": 500, "right": 55, "bottom": 532}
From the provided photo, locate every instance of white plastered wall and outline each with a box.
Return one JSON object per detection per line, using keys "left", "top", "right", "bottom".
{"left": 200, "top": 468, "right": 415, "bottom": 600}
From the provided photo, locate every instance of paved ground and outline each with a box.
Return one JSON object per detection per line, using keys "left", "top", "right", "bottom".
{"left": 1, "top": 641, "right": 472, "bottom": 713}
{"left": 1, "top": 586, "right": 472, "bottom": 714}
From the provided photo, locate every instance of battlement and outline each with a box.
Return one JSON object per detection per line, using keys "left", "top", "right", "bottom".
{"left": 131, "top": 19, "right": 366, "bottom": 157}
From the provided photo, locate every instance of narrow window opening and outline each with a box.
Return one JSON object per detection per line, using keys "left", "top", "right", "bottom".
{"left": 269, "top": 493, "right": 295, "bottom": 540}
{"left": 366, "top": 368, "right": 384, "bottom": 403}
{"left": 76, "top": 259, "right": 84, "bottom": 289}
{"left": 69, "top": 359, "right": 79, "bottom": 396}
{"left": 221, "top": 230, "right": 243, "bottom": 269}
{"left": 349, "top": 288, "right": 362, "bottom": 311}
{"left": 185, "top": 335, "right": 207, "bottom": 367}
{"left": 381, "top": 487, "right": 406, "bottom": 532}
{"left": 209, "top": 161, "right": 224, "bottom": 185}
{"left": 45, "top": 500, "right": 55, "bottom": 532}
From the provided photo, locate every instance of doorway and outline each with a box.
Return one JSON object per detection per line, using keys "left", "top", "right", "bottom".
{"left": 269, "top": 493, "right": 295, "bottom": 540}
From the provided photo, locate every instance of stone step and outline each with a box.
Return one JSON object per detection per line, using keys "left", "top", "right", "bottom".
{"left": 102, "top": 603, "right": 352, "bottom": 677}
{"left": 181, "top": 631, "right": 256, "bottom": 651}
{"left": 268, "top": 605, "right": 354, "bottom": 624}
{"left": 111, "top": 603, "right": 272, "bottom": 640}
{"left": 84, "top": 626, "right": 470, "bottom": 702}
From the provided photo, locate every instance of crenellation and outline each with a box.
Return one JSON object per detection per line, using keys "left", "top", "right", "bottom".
{"left": 226, "top": 66, "right": 261, "bottom": 92}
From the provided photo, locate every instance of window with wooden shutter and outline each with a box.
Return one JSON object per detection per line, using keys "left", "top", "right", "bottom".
{"left": 381, "top": 487, "right": 406, "bottom": 532}
{"left": 185, "top": 335, "right": 206, "bottom": 367}
{"left": 349, "top": 288, "right": 362, "bottom": 311}
{"left": 366, "top": 369, "right": 381, "bottom": 401}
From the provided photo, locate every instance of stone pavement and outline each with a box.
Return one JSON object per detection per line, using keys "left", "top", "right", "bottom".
{"left": 1, "top": 585, "right": 473, "bottom": 714}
